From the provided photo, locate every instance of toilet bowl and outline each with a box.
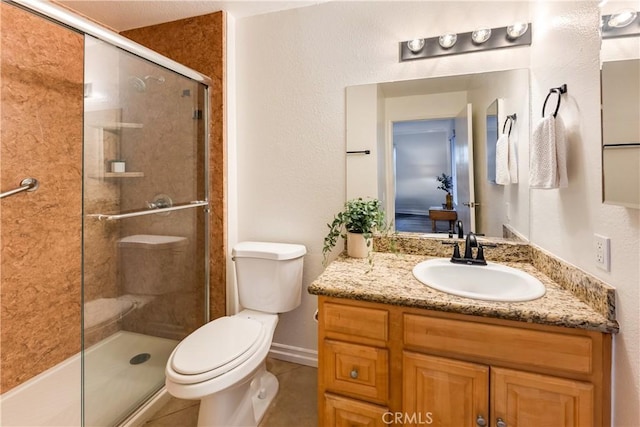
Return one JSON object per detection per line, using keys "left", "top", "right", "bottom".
{"left": 164, "top": 242, "right": 306, "bottom": 427}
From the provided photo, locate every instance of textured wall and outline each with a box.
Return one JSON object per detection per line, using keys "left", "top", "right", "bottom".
{"left": 235, "top": 0, "right": 530, "bottom": 362}
{"left": 0, "top": 3, "right": 83, "bottom": 392}
{"left": 121, "top": 12, "right": 226, "bottom": 321}
{"left": 528, "top": 3, "right": 640, "bottom": 426}
{"left": 118, "top": 53, "right": 206, "bottom": 338}
{"left": 235, "top": 2, "right": 638, "bottom": 424}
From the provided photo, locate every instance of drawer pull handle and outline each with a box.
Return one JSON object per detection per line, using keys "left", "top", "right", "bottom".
{"left": 476, "top": 415, "right": 487, "bottom": 427}
{"left": 349, "top": 368, "right": 359, "bottom": 379}
{"left": 496, "top": 419, "right": 507, "bottom": 427}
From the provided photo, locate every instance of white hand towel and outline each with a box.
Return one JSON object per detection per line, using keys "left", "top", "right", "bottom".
{"left": 508, "top": 134, "right": 518, "bottom": 184}
{"left": 495, "top": 133, "right": 510, "bottom": 185}
{"left": 530, "top": 115, "right": 568, "bottom": 188}
{"left": 555, "top": 115, "right": 568, "bottom": 188}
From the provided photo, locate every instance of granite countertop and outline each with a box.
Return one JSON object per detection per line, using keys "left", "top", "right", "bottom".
{"left": 308, "top": 252, "right": 619, "bottom": 334}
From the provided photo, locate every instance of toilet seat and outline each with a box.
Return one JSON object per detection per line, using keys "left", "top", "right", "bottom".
{"left": 167, "top": 316, "right": 266, "bottom": 385}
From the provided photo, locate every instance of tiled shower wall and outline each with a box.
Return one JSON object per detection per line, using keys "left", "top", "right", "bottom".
{"left": 0, "top": 3, "right": 83, "bottom": 392}
{"left": 0, "top": 5, "right": 226, "bottom": 392}
{"left": 122, "top": 12, "right": 227, "bottom": 322}
{"left": 116, "top": 54, "right": 207, "bottom": 339}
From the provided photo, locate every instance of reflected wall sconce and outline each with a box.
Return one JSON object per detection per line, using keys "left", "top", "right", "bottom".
{"left": 400, "top": 23, "right": 532, "bottom": 62}
{"left": 601, "top": 9, "right": 640, "bottom": 39}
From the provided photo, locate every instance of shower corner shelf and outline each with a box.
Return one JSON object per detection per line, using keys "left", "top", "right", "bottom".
{"left": 89, "top": 172, "right": 145, "bottom": 179}
{"left": 103, "top": 172, "right": 145, "bottom": 178}
{"left": 92, "top": 122, "right": 144, "bottom": 131}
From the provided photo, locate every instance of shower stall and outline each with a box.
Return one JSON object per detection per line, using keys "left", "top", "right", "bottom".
{"left": 1, "top": 2, "right": 211, "bottom": 425}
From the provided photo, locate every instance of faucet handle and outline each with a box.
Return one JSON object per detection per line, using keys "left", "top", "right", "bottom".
{"left": 475, "top": 243, "right": 496, "bottom": 265}
{"left": 476, "top": 245, "right": 486, "bottom": 262}
{"left": 441, "top": 241, "right": 461, "bottom": 259}
{"left": 452, "top": 242, "right": 461, "bottom": 259}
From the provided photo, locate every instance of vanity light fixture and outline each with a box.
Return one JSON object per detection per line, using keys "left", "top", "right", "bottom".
{"left": 506, "top": 22, "right": 529, "bottom": 39}
{"left": 407, "top": 38, "right": 426, "bottom": 53}
{"left": 400, "top": 23, "right": 532, "bottom": 62}
{"left": 472, "top": 28, "right": 492, "bottom": 44}
{"left": 608, "top": 9, "right": 637, "bottom": 28}
{"left": 439, "top": 33, "right": 458, "bottom": 49}
{"left": 602, "top": 9, "right": 640, "bottom": 38}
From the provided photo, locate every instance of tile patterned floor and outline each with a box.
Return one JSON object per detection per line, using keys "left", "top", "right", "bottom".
{"left": 143, "top": 358, "right": 317, "bottom": 427}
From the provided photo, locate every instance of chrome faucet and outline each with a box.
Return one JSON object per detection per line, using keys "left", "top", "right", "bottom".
{"left": 454, "top": 220, "right": 464, "bottom": 239}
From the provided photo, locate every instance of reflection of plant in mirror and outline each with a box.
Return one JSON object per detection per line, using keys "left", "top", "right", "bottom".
{"left": 436, "top": 173, "right": 453, "bottom": 194}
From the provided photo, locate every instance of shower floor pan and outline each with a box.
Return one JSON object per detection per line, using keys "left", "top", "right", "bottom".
{"left": 1, "top": 331, "right": 177, "bottom": 427}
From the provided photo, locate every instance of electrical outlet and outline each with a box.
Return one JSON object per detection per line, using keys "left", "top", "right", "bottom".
{"left": 594, "top": 234, "right": 610, "bottom": 271}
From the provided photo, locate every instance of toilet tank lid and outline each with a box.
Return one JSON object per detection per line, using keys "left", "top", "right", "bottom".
{"left": 232, "top": 241, "right": 306, "bottom": 260}
{"left": 118, "top": 234, "right": 188, "bottom": 248}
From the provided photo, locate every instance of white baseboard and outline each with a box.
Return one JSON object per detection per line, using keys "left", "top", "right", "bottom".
{"left": 269, "top": 342, "right": 318, "bottom": 368}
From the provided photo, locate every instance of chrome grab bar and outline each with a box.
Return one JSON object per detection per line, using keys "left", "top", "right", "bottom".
{"left": 89, "top": 200, "right": 208, "bottom": 221}
{"left": 0, "top": 178, "right": 39, "bottom": 200}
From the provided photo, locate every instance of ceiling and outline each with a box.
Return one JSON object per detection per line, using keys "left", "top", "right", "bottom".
{"left": 57, "top": 0, "right": 323, "bottom": 32}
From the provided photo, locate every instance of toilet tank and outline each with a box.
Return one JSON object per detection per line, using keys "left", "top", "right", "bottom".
{"left": 118, "top": 235, "right": 188, "bottom": 295}
{"left": 232, "top": 242, "right": 306, "bottom": 313}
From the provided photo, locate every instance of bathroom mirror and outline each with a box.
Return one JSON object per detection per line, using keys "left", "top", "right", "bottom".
{"left": 346, "top": 69, "right": 530, "bottom": 239}
{"left": 601, "top": 58, "right": 640, "bottom": 208}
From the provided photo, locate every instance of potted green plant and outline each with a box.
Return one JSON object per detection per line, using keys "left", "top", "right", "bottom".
{"left": 322, "top": 197, "right": 388, "bottom": 264}
{"left": 436, "top": 173, "right": 454, "bottom": 210}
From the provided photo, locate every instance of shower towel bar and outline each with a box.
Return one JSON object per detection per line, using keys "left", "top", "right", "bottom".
{"left": 89, "top": 200, "right": 208, "bottom": 221}
{"left": 0, "top": 178, "right": 39, "bottom": 200}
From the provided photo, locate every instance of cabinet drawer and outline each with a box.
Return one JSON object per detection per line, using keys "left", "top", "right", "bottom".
{"left": 404, "top": 314, "right": 593, "bottom": 376}
{"left": 324, "top": 302, "right": 388, "bottom": 343}
{"left": 324, "top": 340, "right": 389, "bottom": 403}
{"left": 324, "top": 393, "right": 389, "bottom": 427}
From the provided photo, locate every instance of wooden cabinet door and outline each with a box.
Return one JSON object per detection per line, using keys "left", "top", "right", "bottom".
{"left": 491, "top": 367, "right": 594, "bottom": 427}
{"left": 324, "top": 393, "right": 389, "bottom": 427}
{"left": 403, "top": 352, "right": 489, "bottom": 427}
{"left": 324, "top": 339, "right": 389, "bottom": 404}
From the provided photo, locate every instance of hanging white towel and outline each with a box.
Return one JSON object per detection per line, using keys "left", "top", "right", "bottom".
{"left": 495, "top": 132, "right": 519, "bottom": 185}
{"left": 508, "top": 133, "right": 518, "bottom": 184}
{"left": 530, "top": 115, "right": 568, "bottom": 188}
{"left": 495, "top": 133, "right": 510, "bottom": 185}
{"left": 555, "top": 116, "right": 568, "bottom": 188}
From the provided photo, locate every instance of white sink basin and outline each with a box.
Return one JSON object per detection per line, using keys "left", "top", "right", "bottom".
{"left": 413, "top": 258, "right": 546, "bottom": 302}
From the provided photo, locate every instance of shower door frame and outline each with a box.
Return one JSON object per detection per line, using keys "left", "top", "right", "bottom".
{"left": 7, "top": 0, "right": 212, "bottom": 322}
{"left": 5, "top": 1, "right": 213, "bottom": 425}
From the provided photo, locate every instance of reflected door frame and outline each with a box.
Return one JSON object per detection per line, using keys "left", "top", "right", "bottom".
{"left": 454, "top": 103, "right": 477, "bottom": 233}
{"left": 385, "top": 110, "right": 477, "bottom": 233}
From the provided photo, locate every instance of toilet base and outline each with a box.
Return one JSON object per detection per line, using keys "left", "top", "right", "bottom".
{"left": 197, "top": 362, "right": 279, "bottom": 427}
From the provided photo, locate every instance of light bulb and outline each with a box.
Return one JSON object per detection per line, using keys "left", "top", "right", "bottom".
{"left": 438, "top": 33, "right": 457, "bottom": 49}
{"left": 472, "top": 28, "right": 492, "bottom": 44}
{"left": 407, "top": 38, "right": 425, "bottom": 53}
{"left": 607, "top": 9, "right": 637, "bottom": 28}
{"left": 506, "top": 22, "right": 529, "bottom": 39}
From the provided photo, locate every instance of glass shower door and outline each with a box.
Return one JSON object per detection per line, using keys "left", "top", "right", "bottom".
{"left": 82, "top": 35, "right": 208, "bottom": 426}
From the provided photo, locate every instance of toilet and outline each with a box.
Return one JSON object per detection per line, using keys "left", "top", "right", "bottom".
{"left": 165, "top": 241, "right": 307, "bottom": 427}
